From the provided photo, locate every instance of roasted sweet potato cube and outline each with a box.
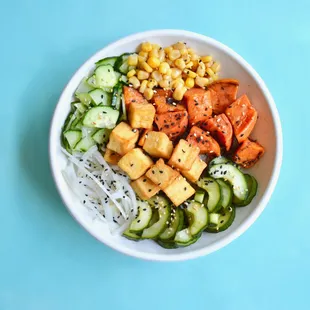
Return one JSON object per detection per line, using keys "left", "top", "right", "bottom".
{"left": 168, "top": 139, "right": 200, "bottom": 170}
{"left": 106, "top": 122, "right": 139, "bottom": 155}
{"left": 146, "top": 158, "right": 179, "bottom": 189}
{"left": 180, "top": 157, "right": 207, "bottom": 183}
{"left": 130, "top": 176, "right": 160, "bottom": 200}
{"left": 163, "top": 175, "right": 195, "bottom": 206}
{"left": 118, "top": 148, "right": 153, "bottom": 180}
{"left": 143, "top": 131, "right": 173, "bottom": 159}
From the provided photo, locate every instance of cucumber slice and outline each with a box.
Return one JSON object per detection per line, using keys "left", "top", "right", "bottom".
{"left": 75, "top": 77, "right": 94, "bottom": 94}
{"left": 120, "top": 93, "right": 127, "bottom": 121}
{"left": 74, "top": 136, "right": 96, "bottom": 152}
{"left": 76, "top": 93, "right": 92, "bottom": 106}
{"left": 89, "top": 89, "right": 112, "bottom": 106}
{"left": 234, "top": 175, "right": 258, "bottom": 206}
{"left": 123, "top": 229, "right": 141, "bottom": 241}
{"left": 83, "top": 106, "right": 119, "bottom": 129}
{"left": 186, "top": 201, "right": 209, "bottom": 236}
{"left": 64, "top": 130, "right": 82, "bottom": 149}
{"left": 95, "top": 65, "right": 120, "bottom": 88}
{"left": 73, "top": 120, "right": 83, "bottom": 130}
{"left": 111, "top": 83, "right": 122, "bottom": 110}
{"left": 216, "top": 179, "right": 233, "bottom": 209}
{"left": 197, "top": 177, "right": 222, "bottom": 213}
{"left": 92, "top": 128, "right": 111, "bottom": 144}
{"left": 141, "top": 205, "right": 171, "bottom": 239}
{"left": 147, "top": 195, "right": 169, "bottom": 208}
{"left": 205, "top": 207, "right": 236, "bottom": 233}
{"left": 174, "top": 229, "right": 201, "bottom": 247}
{"left": 114, "top": 53, "right": 135, "bottom": 74}
{"left": 156, "top": 240, "right": 178, "bottom": 249}
{"left": 129, "top": 201, "right": 152, "bottom": 232}
{"left": 95, "top": 56, "right": 118, "bottom": 67}
{"left": 209, "top": 156, "right": 230, "bottom": 166}
{"left": 209, "top": 213, "right": 220, "bottom": 227}
{"left": 119, "top": 75, "right": 128, "bottom": 84}
{"left": 63, "top": 112, "right": 78, "bottom": 132}
{"left": 159, "top": 208, "right": 184, "bottom": 241}
{"left": 86, "top": 75, "right": 98, "bottom": 88}
{"left": 73, "top": 102, "right": 87, "bottom": 113}
{"left": 194, "top": 189, "right": 205, "bottom": 204}
{"left": 209, "top": 163, "right": 248, "bottom": 201}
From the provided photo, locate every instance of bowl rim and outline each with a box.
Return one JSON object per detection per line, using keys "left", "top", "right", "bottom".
{"left": 49, "top": 29, "right": 283, "bottom": 262}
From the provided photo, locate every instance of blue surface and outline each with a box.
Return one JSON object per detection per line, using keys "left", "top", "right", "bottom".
{"left": 1, "top": 0, "right": 309, "bottom": 309}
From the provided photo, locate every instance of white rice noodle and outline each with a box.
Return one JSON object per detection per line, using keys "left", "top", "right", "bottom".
{"left": 61, "top": 146, "right": 138, "bottom": 233}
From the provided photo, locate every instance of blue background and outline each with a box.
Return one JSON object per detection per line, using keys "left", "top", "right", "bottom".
{"left": 1, "top": 0, "right": 309, "bottom": 309}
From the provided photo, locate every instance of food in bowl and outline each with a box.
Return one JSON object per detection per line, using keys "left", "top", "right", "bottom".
{"left": 61, "top": 41, "right": 265, "bottom": 249}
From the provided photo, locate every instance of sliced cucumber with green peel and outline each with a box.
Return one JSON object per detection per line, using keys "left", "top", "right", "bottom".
{"left": 209, "top": 156, "right": 230, "bottom": 166}
{"left": 206, "top": 207, "right": 236, "bottom": 233}
{"left": 141, "top": 205, "right": 171, "bottom": 239}
{"left": 129, "top": 201, "right": 152, "bottom": 233}
{"left": 156, "top": 240, "right": 178, "bottom": 249}
{"left": 111, "top": 83, "right": 122, "bottom": 110}
{"left": 185, "top": 201, "right": 209, "bottom": 236}
{"left": 75, "top": 77, "right": 94, "bottom": 94}
{"left": 147, "top": 195, "right": 169, "bottom": 209}
{"left": 234, "top": 175, "right": 257, "bottom": 206}
{"left": 64, "top": 130, "right": 82, "bottom": 149}
{"left": 114, "top": 53, "right": 135, "bottom": 74}
{"left": 197, "top": 177, "right": 222, "bottom": 213}
{"left": 194, "top": 190, "right": 205, "bottom": 204}
{"left": 209, "top": 213, "right": 220, "bottom": 227}
{"left": 159, "top": 208, "right": 184, "bottom": 241}
{"left": 73, "top": 102, "right": 87, "bottom": 113}
{"left": 63, "top": 112, "right": 78, "bottom": 132}
{"left": 92, "top": 128, "right": 111, "bottom": 144}
{"left": 216, "top": 179, "right": 233, "bottom": 209}
{"left": 209, "top": 163, "right": 248, "bottom": 201}
{"left": 95, "top": 56, "right": 118, "bottom": 67}
{"left": 74, "top": 136, "right": 96, "bottom": 152}
{"left": 76, "top": 92, "right": 92, "bottom": 106}
{"left": 123, "top": 229, "right": 141, "bottom": 241}
{"left": 89, "top": 89, "right": 112, "bottom": 106}
{"left": 174, "top": 229, "right": 201, "bottom": 247}
{"left": 119, "top": 75, "right": 128, "bottom": 84}
{"left": 83, "top": 106, "right": 119, "bottom": 128}
{"left": 95, "top": 65, "right": 120, "bottom": 88}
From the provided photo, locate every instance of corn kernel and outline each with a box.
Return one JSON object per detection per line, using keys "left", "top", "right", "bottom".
{"left": 211, "top": 62, "right": 221, "bottom": 73}
{"left": 152, "top": 43, "right": 161, "bottom": 50}
{"left": 139, "top": 80, "right": 148, "bottom": 93}
{"left": 139, "top": 51, "right": 148, "bottom": 60}
{"left": 144, "top": 87, "right": 154, "bottom": 100}
{"left": 196, "top": 61, "right": 206, "bottom": 77}
{"left": 201, "top": 55, "right": 213, "bottom": 63}
{"left": 151, "top": 71, "right": 163, "bottom": 82}
{"left": 137, "top": 70, "right": 150, "bottom": 80}
{"left": 128, "top": 54, "right": 138, "bottom": 66}
{"left": 185, "top": 61, "right": 193, "bottom": 69}
{"left": 173, "top": 42, "right": 186, "bottom": 50}
{"left": 128, "top": 76, "right": 140, "bottom": 89}
{"left": 180, "top": 48, "right": 188, "bottom": 56}
{"left": 163, "top": 74, "right": 172, "bottom": 81}
{"left": 159, "top": 78, "right": 172, "bottom": 89}
{"left": 174, "top": 58, "right": 186, "bottom": 70}
{"left": 185, "top": 77, "right": 195, "bottom": 88}
{"left": 141, "top": 42, "right": 152, "bottom": 52}
{"left": 127, "top": 69, "right": 136, "bottom": 78}
{"left": 191, "top": 60, "right": 199, "bottom": 71}
{"left": 206, "top": 67, "right": 215, "bottom": 77}
{"left": 206, "top": 61, "right": 213, "bottom": 68}
{"left": 172, "top": 78, "right": 184, "bottom": 89}
{"left": 147, "top": 79, "right": 158, "bottom": 89}
{"left": 138, "top": 55, "right": 147, "bottom": 65}
{"left": 149, "top": 49, "right": 159, "bottom": 58}
{"left": 147, "top": 56, "right": 160, "bottom": 69}
{"left": 171, "top": 68, "right": 182, "bottom": 79}
{"left": 190, "top": 54, "right": 199, "bottom": 61}
{"left": 169, "top": 49, "right": 181, "bottom": 61}
{"left": 166, "top": 68, "right": 172, "bottom": 76}
{"left": 158, "top": 49, "right": 165, "bottom": 62}
{"left": 195, "top": 76, "right": 209, "bottom": 88}
{"left": 187, "top": 48, "right": 195, "bottom": 55}
{"left": 164, "top": 46, "right": 173, "bottom": 54}
{"left": 142, "top": 61, "right": 153, "bottom": 73}
{"left": 159, "top": 62, "right": 170, "bottom": 74}
{"left": 173, "top": 86, "right": 187, "bottom": 101}
{"left": 213, "top": 74, "right": 219, "bottom": 81}
{"left": 183, "top": 69, "right": 197, "bottom": 78}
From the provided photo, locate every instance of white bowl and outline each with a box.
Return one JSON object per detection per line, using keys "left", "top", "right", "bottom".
{"left": 49, "top": 30, "right": 283, "bottom": 261}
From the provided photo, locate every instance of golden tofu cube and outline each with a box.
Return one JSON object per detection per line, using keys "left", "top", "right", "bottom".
{"left": 146, "top": 158, "right": 179, "bottom": 189}
{"left": 163, "top": 175, "right": 195, "bottom": 206}
{"left": 107, "top": 122, "right": 139, "bottom": 155}
{"left": 143, "top": 131, "right": 173, "bottom": 159}
{"left": 168, "top": 139, "right": 200, "bottom": 170}
{"left": 103, "top": 149, "right": 122, "bottom": 165}
{"left": 181, "top": 157, "right": 207, "bottom": 183}
{"left": 130, "top": 176, "right": 160, "bottom": 200}
{"left": 128, "top": 102, "right": 156, "bottom": 129}
{"left": 118, "top": 148, "right": 153, "bottom": 180}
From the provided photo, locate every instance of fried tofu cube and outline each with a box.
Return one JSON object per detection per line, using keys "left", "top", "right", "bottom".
{"left": 130, "top": 176, "right": 160, "bottom": 200}
{"left": 181, "top": 157, "right": 207, "bottom": 183}
{"left": 143, "top": 131, "right": 173, "bottom": 159}
{"left": 107, "top": 122, "right": 139, "bottom": 155}
{"left": 168, "top": 139, "right": 200, "bottom": 170}
{"left": 163, "top": 175, "right": 195, "bottom": 206}
{"left": 118, "top": 148, "right": 153, "bottom": 180}
{"left": 128, "top": 102, "right": 156, "bottom": 129}
{"left": 103, "top": 149, "right": 122, "bottom": 165}
{"left": 146, "top": 158, "right": 179, "bottom": 189}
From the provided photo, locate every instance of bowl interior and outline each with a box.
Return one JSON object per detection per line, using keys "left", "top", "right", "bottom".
{"left": 50, "top": 30, "right": 281, "bottom": 261}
